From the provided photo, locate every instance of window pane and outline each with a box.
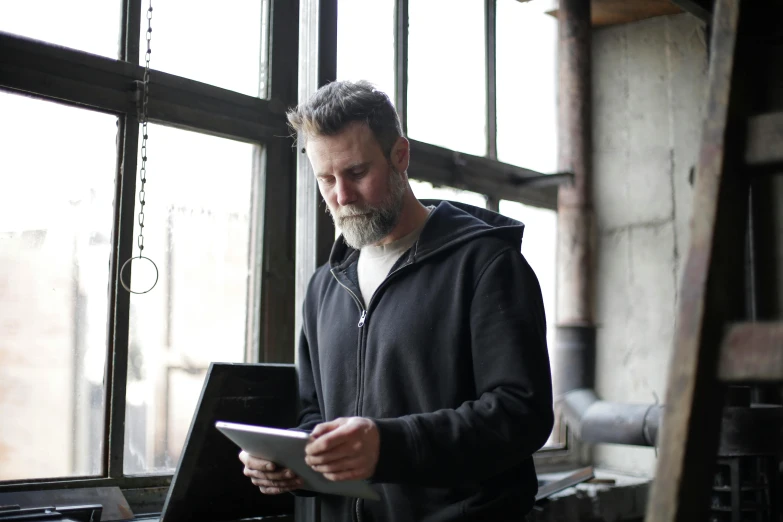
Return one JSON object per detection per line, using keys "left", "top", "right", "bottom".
{"left": 0, "top": 0, "right": 122, "bottom": 59}
{"left": 496, "top": 0, "right": 557, "bottom": 173}
{"left": 337, "top": 0, "right": 395, "bottom": 100}
{"left": 499, "top": 200, "right": 556, "bottom": 446}
{"left": 124, "top": 125, "right": 255, "bottom": 474}
{"left": 407, "top": 0, "right": 486, "bottom": 155}
{"left": 140, "top": 0, "right": 268, "bottom": 97}
{"left": 0, "top": 92, "right": 116, "bottom": 480}
{"left": 410, "top": 180, "right": 487, "bottom": 209}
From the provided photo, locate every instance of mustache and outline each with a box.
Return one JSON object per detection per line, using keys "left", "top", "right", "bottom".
{"left": 330, "top": 204, "right": 373, "bottom": 219}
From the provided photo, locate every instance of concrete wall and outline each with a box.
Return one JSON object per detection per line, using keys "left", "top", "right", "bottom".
{"left": 591, "top": 13, "right": 708, "bottom": 475}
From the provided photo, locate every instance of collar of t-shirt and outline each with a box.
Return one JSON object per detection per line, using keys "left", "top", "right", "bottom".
{"left": 357, "top": 209, "right": 431, "bottom": 307}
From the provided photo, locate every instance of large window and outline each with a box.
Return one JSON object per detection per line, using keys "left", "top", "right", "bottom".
{"left": 0, "top": 0, "right": 123, "bottom": 58}
{"left": 336, "top": 0, "right": 395, "bottom": 100}
{"left": 0, "top": 92, "right": 117, "bottom": 481}
{"left": 407, "top": 0, "right": 487, "bottom": 155}
{"left": 496, "top": 0, "right": 558, "bottom": 173}
{"left": 0, "top": 0, "right": 297, "bottom": 495}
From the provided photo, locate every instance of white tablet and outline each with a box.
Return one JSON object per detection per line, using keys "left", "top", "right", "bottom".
{"left": 215, "top": 421, "right": 380, "bottom": 501}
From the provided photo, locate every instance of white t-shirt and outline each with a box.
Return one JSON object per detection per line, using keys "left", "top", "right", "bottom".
{"left": 357, "top": 214, "right": 430, "bottom": 306}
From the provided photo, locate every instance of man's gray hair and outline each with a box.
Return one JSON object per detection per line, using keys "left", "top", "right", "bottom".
{"left": 287, "top": 80, "right": 403, "bottom": 157}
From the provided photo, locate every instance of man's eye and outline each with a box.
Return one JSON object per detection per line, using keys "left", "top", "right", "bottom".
{"left": 318, "top": 177, "right": 335, "bottom": 186}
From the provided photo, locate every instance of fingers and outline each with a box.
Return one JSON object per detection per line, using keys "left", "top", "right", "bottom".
{"left": 322, "top": 467, "right": 366, "bottom": 482}
{"left": 305, "top": 438, "right": 361, "bottom": 466}
{"left": 255, "top": 483, "right": 298, "bottom": 495}
{"left": 239, "top": 450, "right": 303, "bottom": 494}
{"left": 307, "top": 422, "right": 358, "bottom": 456}
{"left": 251, "top": 475, "right": 304, "bottom": 490}
{"left": 239, "top": 450, "right": 277, "bottom": 471}
{"left": 310, "top": 418, "right": 346, "bottom": 438}
{"left": 243, "top": 464, "right": 298, "bottom": 482}
{"left": 308, "top": 455, "right": 363, "bottom": 475}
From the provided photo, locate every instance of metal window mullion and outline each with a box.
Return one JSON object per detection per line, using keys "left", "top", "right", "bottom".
{"left": 104, "top": 114, "right": 139, "bottom": 478}
{"left": 294, "top": 0, "right": 338, "bottom": 344}
{"left": 245, "top": 0, "right": 300, "bottom": 364}
{"left": 122, "top": 0, "right": 142, "bottom": 63}
{"left": 485, "top": 0, "right": 498, "bottom": 159}
{"left": 0, "top": 475, "right": 171, "bottom": 492}
{"left": 394, "top": 0, "right": 409, "bottom": 134}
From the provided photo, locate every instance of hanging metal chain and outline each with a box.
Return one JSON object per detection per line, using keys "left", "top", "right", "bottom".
{"left": 137, "top": 0, "right": 153, "bottom": 258}
{"left": 121, "top": 0, "right": 158, "bottom": 294}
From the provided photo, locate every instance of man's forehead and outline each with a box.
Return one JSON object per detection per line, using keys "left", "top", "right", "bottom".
{"left": 306, "top": 124, "right": 381, "bottom": 166}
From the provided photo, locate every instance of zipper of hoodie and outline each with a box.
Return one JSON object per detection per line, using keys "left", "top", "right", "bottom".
{"left": 330, "top": 259, "right": 414, "bottom": 522}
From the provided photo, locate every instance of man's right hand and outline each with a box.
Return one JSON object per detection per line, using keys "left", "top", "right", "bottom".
{"left": 239, "top": 450, "right": 303, "bottom": 494}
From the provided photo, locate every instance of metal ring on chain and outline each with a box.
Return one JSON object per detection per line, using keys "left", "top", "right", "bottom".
{"left": 120, "top": 255, "right": 159, "bottom": 294}
{"left": 121, "top": 0, "right": 157, "bottom": 295}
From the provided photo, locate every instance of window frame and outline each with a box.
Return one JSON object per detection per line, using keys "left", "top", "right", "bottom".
{"left": 0, "top": 0, "right": 300, "bottom": 495}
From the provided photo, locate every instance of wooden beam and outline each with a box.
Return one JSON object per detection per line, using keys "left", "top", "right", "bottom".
{"left": 718, "top": 322, "right": 783, "bottom": 382}
{"left": 646, "top": 0, "right": 749, "bottom": 520}
{"left": 547, "top": 0, "right": 683, "bottom": 28}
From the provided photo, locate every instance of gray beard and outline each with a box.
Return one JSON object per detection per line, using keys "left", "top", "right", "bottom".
{"left": 332, "top": 168, "right": 407, "bottom": 250}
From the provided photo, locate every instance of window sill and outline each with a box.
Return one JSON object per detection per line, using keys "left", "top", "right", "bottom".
{"left": 532, "top": 469, "right": 652, "bottom": 522}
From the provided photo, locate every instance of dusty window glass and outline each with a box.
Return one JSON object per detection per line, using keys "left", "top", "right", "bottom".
{"left": 0, "top": 0, "right": 122, "bottom": 59}
{"left": 496, "top": 0, "right": 557, "bottom": 173}
{"left": 499, "top": 199, "right": 557, "bottom": 445}
{"left": 407, "top": 0, "right": 486, "bottom": 156}
{"left": 124, "top": 124, "right": 255, "bottom": 474}
{"left": 0, "top": 92, "right": 117, "bottom": 480}
{"left": 139, "top": 0, "right": 269, "bottom": 97}
{"left": 337, "top": 0, "right": 395, "bottom": 100}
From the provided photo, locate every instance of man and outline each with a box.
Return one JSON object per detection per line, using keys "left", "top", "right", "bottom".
{"left": 240, "top": 80, "right": 553, "bottom": 521}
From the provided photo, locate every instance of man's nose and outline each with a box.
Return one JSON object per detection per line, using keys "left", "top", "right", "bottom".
{"left": 335, "top": 179, "right": 357, "bottom": 207}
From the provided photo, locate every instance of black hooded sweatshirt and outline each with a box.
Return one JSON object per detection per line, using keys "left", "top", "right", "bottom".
{"left": 296, "top": 200, "right": 554, "bottom": 522}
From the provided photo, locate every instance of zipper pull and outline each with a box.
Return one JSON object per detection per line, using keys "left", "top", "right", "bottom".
{"left": 357, "top": 310, "right": 367, "bottom": 327}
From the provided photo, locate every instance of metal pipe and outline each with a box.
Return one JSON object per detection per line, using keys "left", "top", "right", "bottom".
{"left": 560, "top": 389, "right": 663, "bottom": 447}
{"left": 554, "top": 0, "right": 596, "bottom": 397}
{"left": 556, "top": 0, "right": 593, "bottom": 326}
{"left": 553, "top": 325, "right": 595, "bottom": 398}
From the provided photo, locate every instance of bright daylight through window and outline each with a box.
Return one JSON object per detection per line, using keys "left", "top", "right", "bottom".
{"left": 0, "top": 0, "right": 270, "bottom": 481}
{"left": 0, "top": 92, "right": 116, "bottom": 480}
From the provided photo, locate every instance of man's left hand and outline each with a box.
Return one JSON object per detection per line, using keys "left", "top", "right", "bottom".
{"left": 305, "top": 417, "right": 380, "bottom": 482}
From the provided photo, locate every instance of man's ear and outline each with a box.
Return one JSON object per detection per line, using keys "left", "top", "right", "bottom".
{"left": 390, "top": 136, "right": 410, "bottom": 174}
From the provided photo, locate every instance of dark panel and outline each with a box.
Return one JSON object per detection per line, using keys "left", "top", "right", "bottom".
{"left": 160, "top": 363, "right": 297, "bottom": 522}
{"left": 745, "top": 112, "right": 783, "bottom": 171}
{"left": 718, "top": 322, "right": 783, "bottom": 382}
